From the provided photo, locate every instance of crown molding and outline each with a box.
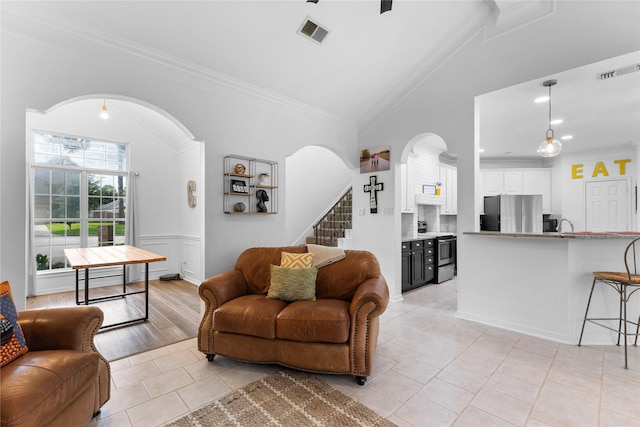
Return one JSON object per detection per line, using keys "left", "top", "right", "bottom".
{"left": 483, "top": 0, "right": 555, "bottom": 40}
{"left": 358, "top": 1, "right": 492, "bottom": 135}
{"left": 3, "top": 5, "right": 357, "bottom": 136}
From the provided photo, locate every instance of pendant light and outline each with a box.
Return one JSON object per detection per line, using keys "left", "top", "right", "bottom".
{"left": 537, "top": 79, "right": 562, "bottom": 157}
{"left": 100, "top": 100, "right": 109, "bottom": 120}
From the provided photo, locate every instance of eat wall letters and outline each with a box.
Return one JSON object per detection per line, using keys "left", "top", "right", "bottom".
{"left": 571, "top": 159, "right": 631, "bottom": 179}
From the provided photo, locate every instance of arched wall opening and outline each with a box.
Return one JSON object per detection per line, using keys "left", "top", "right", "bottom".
{"left": 399, "top": 133, "right": 454, "bottom": 235}
{"left": 25, "top": 96, "right": 204, "bottom": 296}
{"left": 285, "top": 145, "right": 353, "bottom": 245}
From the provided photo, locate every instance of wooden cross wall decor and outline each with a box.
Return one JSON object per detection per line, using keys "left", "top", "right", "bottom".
{"left": 364, "top": 175, "right": 384, "bottom": 214}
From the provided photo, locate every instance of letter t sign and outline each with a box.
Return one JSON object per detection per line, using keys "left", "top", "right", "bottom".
{"left": 364, "top": 175, "right": 384, "bottom": 214}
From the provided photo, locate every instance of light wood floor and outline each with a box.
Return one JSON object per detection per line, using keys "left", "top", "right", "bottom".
{"left": 27, "top": 279, "right": 201, "bottom": 361}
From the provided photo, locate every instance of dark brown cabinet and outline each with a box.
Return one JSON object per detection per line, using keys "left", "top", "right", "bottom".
{"left": 402, "top": 239, "right": 434, "bottom": 292}
{"left": 401, "top": 243, "right": 411, "bottom": 290}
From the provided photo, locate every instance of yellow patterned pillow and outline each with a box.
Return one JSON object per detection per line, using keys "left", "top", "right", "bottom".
{"left": 280, "top": 252, "right": 314, "bottom": 269}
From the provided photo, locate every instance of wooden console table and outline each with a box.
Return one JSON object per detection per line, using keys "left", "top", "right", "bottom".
{"left": 64, "top": 245, "right": 166, "bottom": 329}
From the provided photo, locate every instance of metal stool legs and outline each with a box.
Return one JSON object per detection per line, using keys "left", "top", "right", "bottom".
{"left": 578, "top": 277, "right": 640, "bottom": 369}
{"left": 578, "top": 277, "right": 597, "bottom": 348}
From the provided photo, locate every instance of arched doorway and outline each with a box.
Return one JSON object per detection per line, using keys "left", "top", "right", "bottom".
{"left": 25, "top": 96, "right": 204, "bottom": 296}
{"left": 399, "top": 133, "right": 454, "bottom": 234}
{"left": 285, "top": 145, "right": 353, "bottom": 245}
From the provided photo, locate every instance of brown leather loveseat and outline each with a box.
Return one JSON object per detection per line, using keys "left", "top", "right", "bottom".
{"left": 198, "top": 246, "right": 389, "bottom": 385}
{"left": 1, "top": 306, "right": 110, "bottom": 427}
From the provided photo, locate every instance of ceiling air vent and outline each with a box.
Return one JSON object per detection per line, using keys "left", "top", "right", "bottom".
{"left": 297, "top": 17, "right": 329, "bottom": 45}
{"left": 597, "top": 63, "right": 640, "bottom": 80}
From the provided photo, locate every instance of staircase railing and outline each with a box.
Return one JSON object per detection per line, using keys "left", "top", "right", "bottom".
{"left": 312, "top": 187, "right": 352, "bottom": 247}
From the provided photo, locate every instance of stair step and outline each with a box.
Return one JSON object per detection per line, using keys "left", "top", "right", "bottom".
{"left": 310, "top": 187, "right": 352, "bottom": 248}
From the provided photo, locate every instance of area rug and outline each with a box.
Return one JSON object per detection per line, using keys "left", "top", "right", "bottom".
{"left": 167, "top": 370, "right": 397, "bottom": 427}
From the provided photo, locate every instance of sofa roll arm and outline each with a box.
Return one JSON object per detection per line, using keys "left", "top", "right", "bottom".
{"left": 198, "top": 270, "right": 248, "bottom": 355}
{"left": 18, "top": 306, "right": 103, "bottom": 352}
{"left": 199, "top": 270, "right": 248, "bottom": 310}
{"left": 349, "top": 276, "right": 389, "bottom": 318}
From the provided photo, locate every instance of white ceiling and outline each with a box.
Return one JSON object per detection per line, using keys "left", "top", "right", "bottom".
{"left": 10, "top": 0, "right": 489, "bottom": 127}
{"left": 477, "top": 51, "right": 640, "bottom": 159}
{"left": 8, "top": 1, "right": 639, "bottom": 159}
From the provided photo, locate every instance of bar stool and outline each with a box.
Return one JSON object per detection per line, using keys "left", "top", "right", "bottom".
{"left": 578, "top": 236, "right": 640, "bottom": 368}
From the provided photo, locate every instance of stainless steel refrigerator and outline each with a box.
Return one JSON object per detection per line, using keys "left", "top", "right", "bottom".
{"left": 483, "top": 195, "right": 543, "bottom": 233}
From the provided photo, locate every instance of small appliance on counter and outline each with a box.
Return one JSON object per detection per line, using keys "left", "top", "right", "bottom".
{"left": 417, "top": 220, "right": 428, "bottom": 233}
{"left": 543, "top": 215, "right": 558, "bottom": 232}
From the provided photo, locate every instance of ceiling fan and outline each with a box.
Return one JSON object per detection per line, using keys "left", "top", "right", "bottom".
{"left": 307, "top": 0, "right": 392, "bottom": 14}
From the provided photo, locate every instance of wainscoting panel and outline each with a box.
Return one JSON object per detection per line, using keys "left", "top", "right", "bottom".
{"left": 180, "top": 236, "right": 202, "bottom": 285}
{"left": 33, "top": 234, "right": 202, "bottom": 295}
{"left": 132, "top": 238, "right": 171, "bottom": 282}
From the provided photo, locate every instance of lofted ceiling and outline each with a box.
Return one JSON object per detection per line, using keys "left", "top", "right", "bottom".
{"left": 477, "top": 51, "right": 640, "bottom": 160}
{"left": 5, "top": 1, "right": 639, "bottom": 159}
{"left": 5, "top": 0, "right": 493, "bottom": 128}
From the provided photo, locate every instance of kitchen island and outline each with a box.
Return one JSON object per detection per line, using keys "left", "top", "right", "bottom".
{"left": 459, "top": 231, "right": 640, "bottom": 345}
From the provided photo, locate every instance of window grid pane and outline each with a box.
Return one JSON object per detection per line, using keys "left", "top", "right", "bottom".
{"left": 33, "top": 133, "right": 128, "bottom": 272}
{"left": 33, "top": 133, "right": 127, "bottom": 170}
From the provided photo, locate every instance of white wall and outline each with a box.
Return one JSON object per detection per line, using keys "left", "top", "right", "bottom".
{"left": 177, "top": 142, "right": 204, "bottom": 284}
{"left": 1, "top": 15, "right": 357, "bottom": 309}
{"left": 285, "top": 146, "right": 353, "bottom": 245}
{"left": 558, "top": 146, "right": 637, "bottom": 232}
{"left": 412, "top": 145, "right": 442, "bottom": 195}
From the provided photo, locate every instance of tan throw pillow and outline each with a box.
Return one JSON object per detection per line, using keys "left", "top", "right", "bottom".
{"left": 306, "top": 244, "right": 346, "bottom": 268}
{"left": 280, "top": 252, "right": 314, "bottom": 269}
{"left": 267, "top": 265, "right": 318, "bottom": 302}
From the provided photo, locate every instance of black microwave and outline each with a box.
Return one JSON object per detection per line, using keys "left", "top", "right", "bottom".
{"left": 543, "top": 218, "right": 558, "bottom": 232}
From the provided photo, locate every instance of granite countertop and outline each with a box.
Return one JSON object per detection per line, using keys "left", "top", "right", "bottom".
{"left": 464, "top": 231, "right": 640, "bottom": 239}
{"left": 402, "top": 232, "right": 456, "bottom": 242}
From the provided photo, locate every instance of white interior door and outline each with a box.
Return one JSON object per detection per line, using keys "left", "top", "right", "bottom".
{"left": 585, "top": 179, "right": 628, "bottom": 231}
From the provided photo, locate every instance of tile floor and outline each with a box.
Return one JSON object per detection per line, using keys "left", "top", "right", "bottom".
{"left": 90, "top": 277, "right": 640, "bottom": 427}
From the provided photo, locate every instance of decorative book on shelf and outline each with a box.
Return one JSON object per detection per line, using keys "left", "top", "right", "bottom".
{"left": 223, "top": 154, "right": 278, "bottom": 214}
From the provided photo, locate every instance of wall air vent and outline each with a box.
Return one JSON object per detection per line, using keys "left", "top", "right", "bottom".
{"left": 297, "top": 17, "right": 329, "bottom": 45}
{"left": 597, "top": 63, "right": 640, "bottom": 80}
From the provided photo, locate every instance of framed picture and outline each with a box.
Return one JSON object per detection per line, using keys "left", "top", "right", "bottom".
{"left": 360, "top": 145, "right": 390, "bottom": 173}
{"left": 422, "top": 185, "right": 436, "bottom": 195}
{"left": 230, "top": 179, "right": 248, "bottom": 193}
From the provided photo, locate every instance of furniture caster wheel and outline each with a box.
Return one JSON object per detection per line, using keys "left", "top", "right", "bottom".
{"left": 356, "top": 376, "right": 366, "bottom": 386}
{"left": 206, "top": 354, "right": 215, "bottom": 362}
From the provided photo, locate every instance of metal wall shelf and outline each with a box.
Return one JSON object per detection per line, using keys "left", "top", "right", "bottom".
{"left": 223, "top": 155, "right": 278, "bottom": 214}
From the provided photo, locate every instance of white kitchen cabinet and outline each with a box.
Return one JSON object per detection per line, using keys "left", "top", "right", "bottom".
{"left": 478, "top": 172, "right": 485, "bottom": 213}
{"left": 480, "top": 169, "right": 552, "bottom": 213}
{"left": 440, "top": 166, "right": 457, "bottom": 215}
{"left": 523, "top": 170, "right": 551, "bottom": 213}
{"left": 503, "top": 171, "right": 523, "bottom": 194}
{"left": 483, "top": 171, "right": 503, "bottom": 196}
{"left": 401, "top": 156, "right": 416, "bottom": 212}
{"left": 400, "top": 163, "right": 407, "bottom": 210}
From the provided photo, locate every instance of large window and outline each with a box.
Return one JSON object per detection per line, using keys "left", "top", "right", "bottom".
{"left": 32, "top": 133, "right": 128, "bottom": 272}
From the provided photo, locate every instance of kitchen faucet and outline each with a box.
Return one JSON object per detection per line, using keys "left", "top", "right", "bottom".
{"left": 557, "top": 218, "right": 574, "bottom": 233}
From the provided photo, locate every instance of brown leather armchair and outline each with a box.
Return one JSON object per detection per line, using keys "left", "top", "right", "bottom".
{"left": 1, "top": 306, "right": 110, "bottom": 427}
{"left": 198, "top": 246, "right": 389, "bottom": 385}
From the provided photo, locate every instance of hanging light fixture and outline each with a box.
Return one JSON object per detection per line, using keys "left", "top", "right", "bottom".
{"left": 100, "top": 99, "right": 109, "bottom": 120}
{"left": 537, "top": 79, "right": 562, "bottom": 157}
